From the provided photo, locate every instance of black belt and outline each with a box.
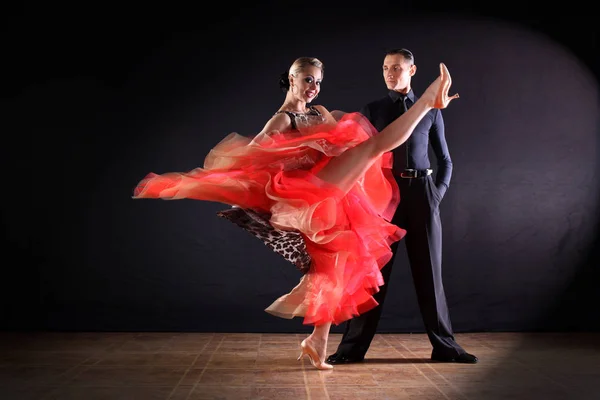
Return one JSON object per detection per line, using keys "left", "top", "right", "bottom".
{"left": 398, "top": 168, "right": 433, "bottom": 179}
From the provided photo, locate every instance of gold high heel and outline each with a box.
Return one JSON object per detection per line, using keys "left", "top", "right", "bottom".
{"left": 297, "top": 339, "right": 334, "bottom": 370}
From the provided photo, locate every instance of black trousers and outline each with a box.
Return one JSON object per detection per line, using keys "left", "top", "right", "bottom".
{"left": 334, "top": 174, "right": 464, "bottom": 359}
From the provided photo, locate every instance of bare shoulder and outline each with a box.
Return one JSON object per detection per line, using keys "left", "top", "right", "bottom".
{"left": 330, "top": 110, "right": 347, "bottom": 121}
{"left": 257, "top": 111, "right": 293, "bottom": 136}
{"left": 311, "top": 104, "right": 330, "bottom": 116}
{"left": 310, "top": 104, "right": 338, "bottom": 125}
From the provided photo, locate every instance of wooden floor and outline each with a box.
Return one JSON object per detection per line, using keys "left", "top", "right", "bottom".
{"left": 1, "top": 331, "right": 598, "bottom": 399}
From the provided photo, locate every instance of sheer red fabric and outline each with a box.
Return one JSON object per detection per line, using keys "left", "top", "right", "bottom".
{"left": 133, "top": 112, "right": 406, "bottom": 325}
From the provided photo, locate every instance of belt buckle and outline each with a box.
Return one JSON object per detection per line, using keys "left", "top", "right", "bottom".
{"left": 400, "top": 169, "right": 417, "bottom": 179}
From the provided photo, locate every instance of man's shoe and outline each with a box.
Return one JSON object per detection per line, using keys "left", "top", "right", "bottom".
{"left": 326, "top": 353, "right": 364, "bottom": 364}
{"left": 431, "top": 351, "right": 478, "bottom": 364}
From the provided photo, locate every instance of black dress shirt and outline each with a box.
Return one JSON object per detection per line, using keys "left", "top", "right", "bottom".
{"left": 359, "top": 90, "right": 452, "bottom": 191}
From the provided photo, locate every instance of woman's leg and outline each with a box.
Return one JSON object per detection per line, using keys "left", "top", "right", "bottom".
{"left": 298, "top": 322, "right": 334, "bottom": 370}
{"left": 316, "top": 63, "right": 458, "bottom": 192}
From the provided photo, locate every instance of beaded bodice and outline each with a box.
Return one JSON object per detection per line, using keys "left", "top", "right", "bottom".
{"left": 274, "top": 106, "right": 325, "bottom": 130}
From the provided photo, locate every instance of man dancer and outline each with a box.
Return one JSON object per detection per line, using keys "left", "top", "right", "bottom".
{"left": 327, "top": 48, "right": 477, "bottom": 364}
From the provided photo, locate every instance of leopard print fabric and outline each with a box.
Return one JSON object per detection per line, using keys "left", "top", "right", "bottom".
{"left": 216, "top": 207, "right": 312, "bottom": 274}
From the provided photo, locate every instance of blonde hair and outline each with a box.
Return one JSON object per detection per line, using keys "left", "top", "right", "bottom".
{"left": 289, "top": 57, "right": 324, "bottom": 78}
{"left": 278, "top": 57, "right": 324, "bottom": 92}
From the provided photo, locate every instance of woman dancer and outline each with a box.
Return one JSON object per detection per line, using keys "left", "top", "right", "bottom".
{"left": 133, "top": 57, "right": 458, "bottom": 369}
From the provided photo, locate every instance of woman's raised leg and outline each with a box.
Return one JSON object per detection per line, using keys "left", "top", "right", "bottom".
{"left": 316, "top": 63, "right": 458, "bottom": 192}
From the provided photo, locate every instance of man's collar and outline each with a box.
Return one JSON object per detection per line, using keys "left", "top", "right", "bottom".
{"left": 388, "top": 89, "right": 415, "bottom": 103}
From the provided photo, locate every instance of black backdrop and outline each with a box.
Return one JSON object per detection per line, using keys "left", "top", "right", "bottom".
{"left": 3, "top": 3, "right": 599, "bottom": 334}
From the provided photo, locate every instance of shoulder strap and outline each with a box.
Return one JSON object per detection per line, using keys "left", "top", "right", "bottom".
{"left": 274, "top": 110, "right": 297, "bottom": 130}
{"left": 307, "top": 106, "right": 322, "bottom": 116}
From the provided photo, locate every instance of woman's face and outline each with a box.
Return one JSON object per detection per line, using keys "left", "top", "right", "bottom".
{"left": 290, "top": 65, "right": 322, "bottom": 103}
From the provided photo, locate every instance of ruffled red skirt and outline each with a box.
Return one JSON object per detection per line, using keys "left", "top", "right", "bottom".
{"left": 133, "top": 112, "right": 406, "bottom": 325}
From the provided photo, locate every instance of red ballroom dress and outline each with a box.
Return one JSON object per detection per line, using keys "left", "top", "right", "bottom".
{"left": 132, "top": 112, "right": 406, "bottom": 326}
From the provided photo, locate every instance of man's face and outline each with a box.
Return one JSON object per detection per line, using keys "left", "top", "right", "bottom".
{"left": 382, "top": 54, "right": 415, "bottom": 93}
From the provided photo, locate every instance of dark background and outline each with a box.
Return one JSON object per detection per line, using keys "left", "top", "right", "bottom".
{"left": 2, "top": 3, "right": 599, "bottom": 334}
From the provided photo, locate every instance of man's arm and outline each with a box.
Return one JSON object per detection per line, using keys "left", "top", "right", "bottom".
{"left": 429, "top": 109, "right": 452, "bottom": 198}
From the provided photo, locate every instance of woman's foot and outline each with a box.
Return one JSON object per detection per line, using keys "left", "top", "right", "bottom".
{"left": 422, "top": 63, "right": 459, "bottom": 109}
{"left": 298, "top": 339, "right": 333, "bottom": 370}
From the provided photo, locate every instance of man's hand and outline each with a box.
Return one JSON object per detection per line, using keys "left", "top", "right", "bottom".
{"left": 436, "top": 183, "right": 447, "bottom": 200}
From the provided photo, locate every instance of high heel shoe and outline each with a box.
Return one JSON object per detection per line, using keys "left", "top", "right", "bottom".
{"left": 297, "top": 339, "right": 334, "bottom": 370}
{"left": 424, "top": 63, "right": 459, "bottom": 109}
